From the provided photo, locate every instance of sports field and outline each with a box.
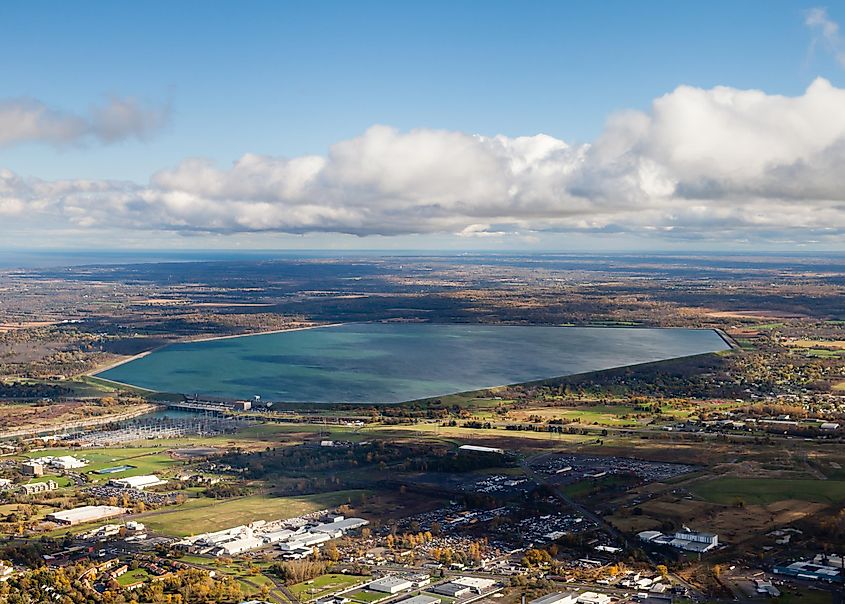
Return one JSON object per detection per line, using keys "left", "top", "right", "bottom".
{"left": 290, "top": 574, "right": 368, "bottom": 601}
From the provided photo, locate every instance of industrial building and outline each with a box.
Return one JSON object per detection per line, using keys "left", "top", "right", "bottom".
{"left": 669, "top": 529, "right": 718, "bottom": 552}
{"left": 177, "top": 514, "right": 369, "bottom": 558}
{"left": 212, "top": 533, "right": 264, "bottom": 556}
{"left": 397, "top": 596, "right": 440, "bottom": 604}
{"left": 638, "top": 528, "right": 718, "bottom": 553}
{"left": 773, "top": 560, "right": 844, "bottom": 583}
{"left": 459, "top": 444, "right": 504, "bottom": 454}
{"left": 576, "top": 592, "right": 612, "bottom": 604}
{"left": 430, "top": 583, "right": 471, "bottom": 598}
{"left": 405, "top": 573, "right": 431, "bottom": 588}
{"left": 368, "top": 576, "right": 414, "bottom": 594}
{"left": 33, "top": 455, "right": 87, "bottom": 470}
{"left": 108, "top": 475, "right": 167, "bottom": 490}
{"left": 47, "top": 505, "right": 126, "bottom": 525}
{"left": 310, "top": 516, "right": 370, "bottom": 537}
{"left": 278, "top": 531, "right": 331, "bottom": 551}
{"left": 452, "top": 576, "right": 497, "bottom": 593}
{"left": 530, "top": 593, "right": 578, "bottom": 604}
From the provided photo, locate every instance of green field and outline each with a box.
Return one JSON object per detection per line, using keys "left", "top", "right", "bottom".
{"left": 290, "top": 574, "right": 369, "bottom": 601}
{"left": 27, "top": 475, "right": 72, "bottom": 487}
{"left": 116, "top": 568, "right": 151, "bottom": 587}
{"left": 561, "top": 475, "right": 636, "bottom": 499}
{"left": 693, "top": 478, "right": 845, "bottom": 505}
{"left": 345, "top": 588, "right": 389, "bottom": 603}
{"left": 22, "top": 446, "right": 179, "bottom": 480}
{"left": 135, "top": 490, "right": 368, "bottom": 536}
{"left": 770, "top": 588, "right": 833, "bottom": 604}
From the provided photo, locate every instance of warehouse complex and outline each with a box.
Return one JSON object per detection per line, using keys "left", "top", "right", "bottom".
{"left": 47, "top": 505, "right": 127, "bottom": 526}
{"left": 176, "top": 513, "right": 369, "bottom": 557}
{"left": 108, "top": 475, "right": 167, "bottom": 490}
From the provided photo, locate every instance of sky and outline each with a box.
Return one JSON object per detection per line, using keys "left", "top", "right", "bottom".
{"left": 1, "top": 0, "right": 845, "bottom": 251}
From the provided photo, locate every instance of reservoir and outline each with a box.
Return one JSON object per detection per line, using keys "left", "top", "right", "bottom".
{"left": 96, "top": 323, "right": 730, "bottom": 404}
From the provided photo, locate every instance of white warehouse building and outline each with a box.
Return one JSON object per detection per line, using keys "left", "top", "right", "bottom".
{"left": 108, "top": 475, "right": 167, "bottom": 490}
{"left": 368, "top": 576, "right": 414, "bottom": 594}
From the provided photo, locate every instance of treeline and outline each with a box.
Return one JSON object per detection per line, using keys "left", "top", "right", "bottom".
{"left": 270, "top": 559, "right": 329, "bottom": 584}
{"left": 0, "top": 381, "right": 70, "bottom": 399}
{"left": 222, "top": 440, "right": 420, "bottom": 480}
{"left": 222, "top": 440, "right": 513, "bottom": 485}
{"left": 406, "top": 450, "right": 515, "bottom": 473}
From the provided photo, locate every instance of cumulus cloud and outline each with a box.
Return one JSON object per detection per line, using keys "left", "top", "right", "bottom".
{"left": 0, "top": 97, "right": 169, "bottom": 147}
{"left": 4, "top": 79, "right": 845, "bottom": 242}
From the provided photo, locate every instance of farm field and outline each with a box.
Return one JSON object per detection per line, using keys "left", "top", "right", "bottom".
{"left": 784, "top": 339, "right": 845, "bottom": 350}
{"left": 692, "top": 478, "right": 845, "bottom": 505}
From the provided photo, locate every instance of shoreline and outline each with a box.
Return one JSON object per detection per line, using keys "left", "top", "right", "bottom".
{"left": 186, "top": 322, "right": 344, "bottom": 343}
{"left": 88, "top": 322, "right": 345, "bottom": 376}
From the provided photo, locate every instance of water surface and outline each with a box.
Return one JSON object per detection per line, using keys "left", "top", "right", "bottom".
{"left": 97, "top": 323, "right": 729, "bottom": 404}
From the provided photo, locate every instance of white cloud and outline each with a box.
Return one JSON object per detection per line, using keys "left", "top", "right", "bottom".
{"left": 4, "top": 79, "right": 845, "bottom": 243}
{"left": 0, "top": 97, "right": 169, "bottom": 148}
{"left": 806, "top": 7, "right": 845, "bottom": 67}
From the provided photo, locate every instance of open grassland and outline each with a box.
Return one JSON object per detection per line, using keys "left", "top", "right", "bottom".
{"left": 508, "top": 404, "right": 644, "bottom": 426}
{"left": 134, "top": 490, "right": 368, "bottom": 536}
{"left": 116, "top": 568, "right": 152, "bottom": 587}
{"left": 290, "top": 574, "right": 369, "bottom": 601}
{"left": 692, "top": 478, "right": 845, "bottom": 505}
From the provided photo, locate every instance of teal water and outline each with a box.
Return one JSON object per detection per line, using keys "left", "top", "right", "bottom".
{"left": 96, "top": 323, "right": 730, "bottom": 404}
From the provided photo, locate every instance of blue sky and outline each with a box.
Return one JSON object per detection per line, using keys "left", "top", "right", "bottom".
{"left": 1, "top": 1, "right": 845, "bottom": 250}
